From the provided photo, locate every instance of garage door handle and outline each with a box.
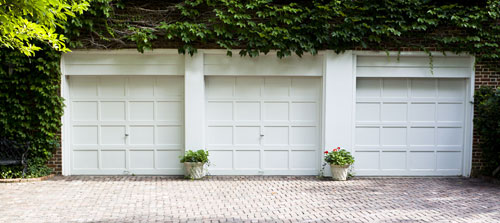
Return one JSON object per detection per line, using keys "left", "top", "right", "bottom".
{"left": 125, "top": 133, "right": 129, "bottom": 137}
{"left": 260, "top": 134, "right": 264, "bottom": 137}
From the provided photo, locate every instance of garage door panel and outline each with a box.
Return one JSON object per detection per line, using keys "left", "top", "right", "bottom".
{"left": 355, "top": 78, "right": 465, "bottom": 176}
{"left": 291, "top": 78, "right": 320, "bottom": 98}
{"left": 356, "top": 103, "right": 380, "bottom": 122}
{"left": 157, "top": 126, "right": 183, "bottom": 145}
{"left": 157, "top": 101, "right": 183, "bottom": 121}
{"left": 290, "top": 126, "right": 317, "bottom": 145}
{"left": 354, "top": 151, "right": 379, "bottom": 170}
{"left": 207, "top": 101, "right": 233, "bottom": 121}
{"left": 357, "top": 79, "right": 381, "bottom": 98}
{"left": 411, "top": 79, "right": 437, "bottom": 98}
{"left": 130, "top": 150, "right": 154, "bottom": 169}
{"left": 100, "top": 101, "right": 126, "bottom": 121}
{"left": 437, "top": 103, "right": 464, "bottom": 122}
{"left": 409, "top": 152, "right": 436, "bottom": 170}
{"left": 207, "top": 77, "right": 320, "bottom": 175}
{"left": 72, "top": 101, "right": 98, "bottom": 121}
{"left": 409, "top": 127, "right": 435, "bottom": 146}
{"left": 70, "top": 76, "right": 184, "bottom": 175}
{"left": 73, "top": 126, "right": 98, "bottom": 145}
{"left": 291, "top": 151, "right": 316, "bottom": 169}
{"left": 382, "top": 79, "right": 408, "bottom": 98}
{"left": 101, "top": 126, "right": 126, "bottom": 145}
{"left": 380, "top": 152, "right": 406, "bottom": 170}
{"left": 128, "top": 77, "right": 154, "bottom": 98}
{"left": 129, "top": 101, "right": 154, "bottom": 121}
{"left": 436, "top": 152, "right": 462, "bottom": 170}
{"left": 206, "top": 77, "right": 235, "bottom": 97}
{"left": 101, "top": 150, "right": 126, "bottom": 169}
{"left": 381, "top": 127, "right": 406, "bottom": 146}
{"left": 262, "top": 127, "right": 288, "bottom": 145}
{"left": 129, "top": 126, "right": 154, "bottom": 145}
{"left": 355, "top": 127, "right": 380, "bottom": 146}
{"left": 263, "top": 151, "right": 288, "bottom": 169}
{"left": 235, "top": 150, "right": 260, "bottom": 169}
{"left": 264, "top": 102, "right": 289, "bottom": 121}
{"left": 409, "top": 103, "right": 435, "bottom": 122}
{"left": 291, "top": 102, "right": 317, "bottom": 121}
{"left": 235, "top": 102, "right": 260, "bottom": 121}
{"left": 207, "top": 126, "right": 233, "bottom": 145}
{"left": 264, "top": 77, "right": 290, "bottom": 97}
{"left": 235, "top": 77, "right": 262, "bottom": 97}
{"left": 438, "top": 79, "right": 465, "bottom": 98}
{"left": 156, "top": 76, "right": 183, "bottom": 97}
{"left": 70, "top": 76, "right": 97, "bottom": 98}
{"left": 381, "top": 103, "right": 407, "bottom": 122}
{"left": 99, "top": 77, "right": 125, "bottom": 97}
{"left": 156, "top": 150, "right": 183, "bottom": 169}
{"left": 73, "top": 150, "right": 99, "bottom": 169}
{"left": 234, "top": 126, "right": 260, "bottom": 145}
{"left": 210, "top": 150, "right": 233, "bottom": 169}
{"left": 437, "top": 127, "right": 463, "bottom": 146}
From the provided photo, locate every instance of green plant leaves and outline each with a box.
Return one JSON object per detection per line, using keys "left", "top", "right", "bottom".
{"left": 0, "top": 46, "right": 63, "bottom": 176}
{"left": 179, "top": 150, "right": 209, "bottom": 163}
{"left": 324, "top": 149, "right": 355, "bottom": 166}
{"left": 474, "top": 87, "right": 500, "bottom": 178}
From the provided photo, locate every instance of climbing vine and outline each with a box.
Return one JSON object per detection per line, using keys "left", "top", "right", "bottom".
{"left": 1, "top": 0, "right": 500, "bottom": 178}
{"left": 474, "top": 87, "right": 500, "bottom": 178}
{"left": 67, "top": 0, "right": 500, "bottom": 66}
{"left": 0, "top": 46, "right": 63, "bottom": 178}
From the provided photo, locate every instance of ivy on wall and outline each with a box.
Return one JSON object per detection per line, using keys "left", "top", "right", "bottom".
{"left": 1, "top": 0, "right": 500, "bottom": 177}
{"left": 0, "top": 47, "right": 63, "bottom": 177}
{"left": 474, "top": 87, "right": 500, "bottom": 178}
{"left": 67, "top": 0, "right": 500, "bottom": 66}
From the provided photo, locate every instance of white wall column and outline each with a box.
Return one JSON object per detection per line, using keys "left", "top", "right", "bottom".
{"left": 323, "top": 50, "right": 355, "bottom": 152}
{"left": 184, "top": 52, "right": 205, "bottom": 151}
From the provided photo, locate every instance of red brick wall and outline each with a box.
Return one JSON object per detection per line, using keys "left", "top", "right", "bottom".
{"left": 471, "top": 61, "right": 500, "bottom": 176}
{"left": 48, "top": 145, "right": 62, "bottom": 175}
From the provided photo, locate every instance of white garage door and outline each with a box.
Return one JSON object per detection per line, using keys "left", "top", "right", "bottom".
{"left": 69, "top": 76, "right": 184, "bottom": 175}
{"left": 206, "top": 77, "right": 321, "bottom": 175}
{"left": 354, "top": 78, "right": 466, "bottom": 176}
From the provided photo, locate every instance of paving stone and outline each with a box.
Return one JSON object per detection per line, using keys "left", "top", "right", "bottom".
{"left": 0, "top": 176, "right": 498, "bottom": 222}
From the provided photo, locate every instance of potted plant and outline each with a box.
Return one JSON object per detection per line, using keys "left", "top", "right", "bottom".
{"left": 323, "top": 147, "right": 354, "bottom": 181}
{"left": 179, "top": 149, "right": 209, "bottom": 179}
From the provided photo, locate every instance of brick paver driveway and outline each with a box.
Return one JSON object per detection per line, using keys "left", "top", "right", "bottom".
{"left": 0, "top": 176, "right": 499, "bottom": 223}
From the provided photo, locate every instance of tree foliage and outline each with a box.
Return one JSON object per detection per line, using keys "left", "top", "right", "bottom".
{"left": 0, "top": 0, "right": 89, "bottom": 56}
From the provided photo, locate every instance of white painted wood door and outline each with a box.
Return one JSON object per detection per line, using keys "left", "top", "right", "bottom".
{"left": 69, "top": 76, "right": 184, "bottom": 175}
{"left": 206, "top": 77, "right": 321, "bottom": 175}
{"left": 354, "top": 78, "right": 466, "bottom": 176}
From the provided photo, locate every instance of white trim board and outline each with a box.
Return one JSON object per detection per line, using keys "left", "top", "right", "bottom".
{"left": 356, "top": 55, "right": 473, "bottom": 78}
{"left": 60, "top": 49, "right": 474, "bottom": 177}
{"left": 203, "top": 53, "right": 324, "bottom": 76}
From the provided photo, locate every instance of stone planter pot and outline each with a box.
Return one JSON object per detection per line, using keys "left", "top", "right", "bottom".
{"left": 330, "top": 164, "right": 350, "bottom": 181}
{"left": 184, "top": 162, "right": 206, "bottom": 179}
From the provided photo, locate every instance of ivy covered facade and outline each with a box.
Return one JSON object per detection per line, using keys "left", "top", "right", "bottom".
{"left": 2, "top": 0, "right": 500, "bottom": 177}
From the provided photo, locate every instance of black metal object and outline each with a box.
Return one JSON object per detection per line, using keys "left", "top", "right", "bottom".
{"left": 0, "top": 138, "right": 29, "bottom": 178}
